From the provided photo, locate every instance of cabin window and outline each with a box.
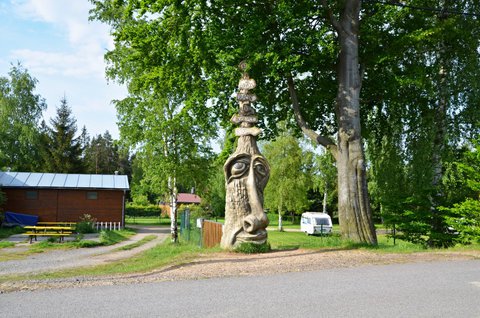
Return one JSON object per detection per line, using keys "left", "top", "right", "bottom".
{"left": 26, "top": 190, "right": 38, "bottom": 200}
{"left": 86, "top": 191, "right": 98, "bottom": 200}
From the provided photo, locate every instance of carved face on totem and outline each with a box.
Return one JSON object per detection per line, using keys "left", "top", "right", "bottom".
{"left": 220, "top": 136, "right": 270, "bottom": 248}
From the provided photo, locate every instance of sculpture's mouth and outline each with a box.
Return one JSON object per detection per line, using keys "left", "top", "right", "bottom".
{"left": 235, "top": 229, "right": 267, "bottom": 244}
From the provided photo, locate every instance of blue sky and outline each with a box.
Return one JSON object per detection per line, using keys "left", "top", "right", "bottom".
{"left": 0, "top": 0, "right": 126, "bottom": 139}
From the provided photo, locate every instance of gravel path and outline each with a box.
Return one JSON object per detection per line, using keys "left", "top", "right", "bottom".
{"left": 0, "top": 225, "right": 169, "bottom": 275}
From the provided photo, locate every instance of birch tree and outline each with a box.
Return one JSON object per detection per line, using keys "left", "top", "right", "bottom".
{"left": 263, "top": 129, "right": 310, "bottom": 231}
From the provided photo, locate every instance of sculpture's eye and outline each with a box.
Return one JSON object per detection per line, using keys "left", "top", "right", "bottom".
{"left": 254, "top": 162, "right": 267, "bottom": 178}
{"left": 231, "top": 160, "right": 249, "bottom": 178}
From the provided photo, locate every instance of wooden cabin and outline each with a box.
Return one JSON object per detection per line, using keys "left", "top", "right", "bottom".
{"left": 0, "top": 172, "right": 129, "bottom": 226}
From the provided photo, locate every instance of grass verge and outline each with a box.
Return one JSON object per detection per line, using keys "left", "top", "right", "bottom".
{"left": 114, "top": 235, "right": 157, "bottom": 251}
{"left": 0, "top": 241, "right": 15, "bottom": 249}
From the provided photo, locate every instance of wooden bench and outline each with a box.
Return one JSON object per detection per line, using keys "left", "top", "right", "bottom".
{"left": 23, "top": 225, "right": 75, "bottom": 243}
{"left": 22, "top": 231, "right": 73, "bottom": 243}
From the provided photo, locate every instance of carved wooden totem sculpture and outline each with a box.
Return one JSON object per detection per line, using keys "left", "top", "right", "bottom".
{"left": 221, "top": 63, "right": 270, "bottom": 249}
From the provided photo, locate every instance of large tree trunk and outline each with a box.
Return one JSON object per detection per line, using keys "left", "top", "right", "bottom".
{"left": 289, "top": 0, "right": 377, "bottom": 244}
{"left": 333, "top": 0, "right": 376, "bottom": 244}
{"left": 429, "top": 4, "right": 449, "bottom": 247}
{"left": 336, "top": 138, "right": 376, "bottom": 243}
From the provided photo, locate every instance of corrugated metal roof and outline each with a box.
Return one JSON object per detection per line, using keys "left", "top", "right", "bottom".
{"left": 0, "top": 172, "right": 129, "bottom": 190}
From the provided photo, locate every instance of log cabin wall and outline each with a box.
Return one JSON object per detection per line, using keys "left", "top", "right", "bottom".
{"left": 2, "top": 188, "right": 124, "bottom": 223}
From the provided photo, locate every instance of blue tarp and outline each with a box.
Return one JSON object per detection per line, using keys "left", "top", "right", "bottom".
{"left": 4, "top": 211, "right": 38, "bottom": 226}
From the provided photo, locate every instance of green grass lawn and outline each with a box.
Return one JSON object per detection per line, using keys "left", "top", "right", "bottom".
{"left": 268, "top": 231, "right": 347, "bottom": 250}
{"left": 125, "top": 216, "right": 171, "bottom": 226}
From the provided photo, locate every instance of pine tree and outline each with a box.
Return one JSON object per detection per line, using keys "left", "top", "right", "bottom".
{"left": 84, "top": 131, "right": 120, "bottom": 174}
{"left": 40, "top": 97, "right": 84, "bottom": 173}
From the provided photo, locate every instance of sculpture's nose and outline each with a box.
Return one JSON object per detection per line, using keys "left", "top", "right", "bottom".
{"left": 243, "top": 159, "right": 269, "bottom": 233}
{"left": 243, "top": 213, "right": 268, "bottom": 233}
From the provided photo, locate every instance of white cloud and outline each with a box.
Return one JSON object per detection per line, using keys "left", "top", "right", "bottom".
{"left": 14, "top": 0, "right": 111, "bottom": 45}
{"left": 12, "top": 48, "right": 106, "bottom": 79}
{"left": 5, "top": 0, "right": 125, "bottom": 139}
{"left": 11, "top": 0, "right": 112, "bottom": 79}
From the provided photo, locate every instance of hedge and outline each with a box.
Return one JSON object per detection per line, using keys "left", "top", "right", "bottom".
{"left": 125, "top": 203, "right": 161, "bottom": 217}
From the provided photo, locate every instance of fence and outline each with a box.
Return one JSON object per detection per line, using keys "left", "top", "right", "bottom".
{"left": 95, "top": 221, "right": 122, "bottom": 231}
{"left": 202, "top": 220, "right": 223, "bottom": 248}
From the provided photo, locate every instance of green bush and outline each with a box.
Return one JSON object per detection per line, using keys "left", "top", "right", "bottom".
{"left": 125, "top": 203, "right": 161, "bottom": 217}
{"left": 75, "top": 240, "right": 102, "bottom": 248}
{"left": 443, "top": 199, "right": 480, "bottom": 244}
{"left": 76, "top": 214, "right": 97, "bottom": 234}
{"left": 0, "top": 226, "right": 24, "bottom": 239}
{"left": 234, "top": 242, "right": 271, "bottom": 254}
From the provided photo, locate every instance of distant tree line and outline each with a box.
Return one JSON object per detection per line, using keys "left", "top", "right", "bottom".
{"left": 0, "top": 63, "right": 132, "bottom": 177}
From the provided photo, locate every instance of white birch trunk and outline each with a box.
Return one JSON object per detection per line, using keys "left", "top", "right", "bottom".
{"left": 169, "top": 176, "right": 178, "bottom": 243}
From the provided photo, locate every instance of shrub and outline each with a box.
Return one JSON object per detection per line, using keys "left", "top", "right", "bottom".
{"left": 76, "top": 214, "right": 97, "bottom": 234}
{"left": 75, "top": 240, "right": 102, "bottom": 248}
{"left": 234, "top": 242, "right": 271, "bottom": 254}
{"left": 125, "top": 203, "right": 161, "bottom": 217}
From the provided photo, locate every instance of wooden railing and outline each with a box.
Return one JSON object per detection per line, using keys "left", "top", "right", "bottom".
{"left": 202, "top": 220, "right": 223, "bottom": 248}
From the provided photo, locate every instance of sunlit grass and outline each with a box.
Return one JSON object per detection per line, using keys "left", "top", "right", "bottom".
{"left": 114, "top": 235, "right": 157, "bottom": 251}
{"left": 0, "top": 241, "right": 15, "bottom": 249}
{"left": 125, "top": 216, "right": 170, "bottom": 226}
{"left": 268, "top": 231, "right": 350, "bottom": 250}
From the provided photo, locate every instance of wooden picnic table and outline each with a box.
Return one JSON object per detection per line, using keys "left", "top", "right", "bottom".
{"left": 23, "top": 225, "right": 75, "bottom": 243}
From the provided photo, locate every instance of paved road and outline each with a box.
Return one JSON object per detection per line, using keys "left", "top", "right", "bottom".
{"left": 1, "top": 260, "right": 479, "bottom": 317}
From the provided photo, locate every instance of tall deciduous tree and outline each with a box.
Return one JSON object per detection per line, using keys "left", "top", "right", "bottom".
{"left": 40, "top": 97, "right": 84, "bottom": 173}
{"left": 0, "top": 63, "right": 46, "bottom": 170}
{"left": 116, "top": 91, "right": 213, "bottom": 242}
{"left": 90, "top": 0, "right": 377, "bottom": 244}
{"left": 361, "top": 0, "right": 480, "bottom": 246}
{"left": 263, "top": 127, "right": 310, "bottom": 231}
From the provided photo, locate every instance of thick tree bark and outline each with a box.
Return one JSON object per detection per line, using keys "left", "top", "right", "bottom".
{"left": 289, "top": 0, "right": 377, "bottom": 244}
{"left": 334, "top": 0, "right": 377, "bottom": 244}
{"left": 429, "top": 4, "right": 449, "bottom": 246}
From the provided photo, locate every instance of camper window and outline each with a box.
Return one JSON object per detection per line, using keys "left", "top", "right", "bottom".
{"left": 315, "top": 218, "right": 329, "bottom": 226}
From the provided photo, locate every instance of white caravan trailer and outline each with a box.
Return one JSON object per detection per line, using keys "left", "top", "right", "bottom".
{"left": 300, "top": 212, "right": 333, "bottom": 235}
